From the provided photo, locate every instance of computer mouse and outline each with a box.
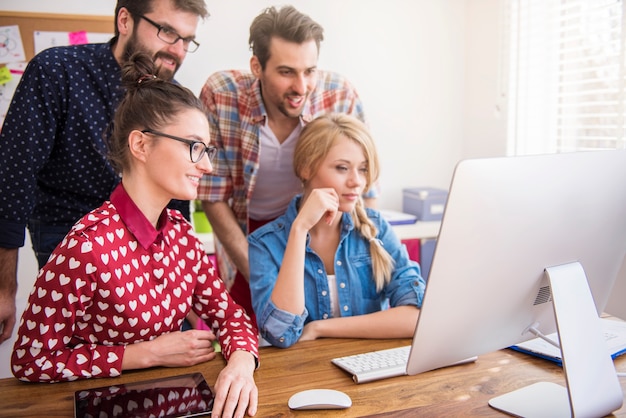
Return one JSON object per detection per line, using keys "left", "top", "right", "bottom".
{"left": 288, "top": 388, "right": 352, "bottom": 410}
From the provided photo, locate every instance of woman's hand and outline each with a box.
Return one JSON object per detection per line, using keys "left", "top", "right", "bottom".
{"left": 211, "top": 350, "right": 258, "bottom": 418}
{"left": 296, "top": 188, "right": 339, "bottom": 229}
{"left": 122, "top": 329, "right": 217, "bottom": 370}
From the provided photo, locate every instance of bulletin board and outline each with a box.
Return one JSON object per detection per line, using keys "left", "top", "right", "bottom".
{"left": 0, "top": 12, "right": 114, "bottom": 129}
{"left": 0, "top": 11, "right": 114, "bottom": 61}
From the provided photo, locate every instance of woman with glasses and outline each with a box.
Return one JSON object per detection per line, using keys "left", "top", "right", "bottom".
{"left": 11, "top": 53, "right": 259, "bottom": 418}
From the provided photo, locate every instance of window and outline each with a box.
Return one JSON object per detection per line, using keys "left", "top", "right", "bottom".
{"left": 507, "top": 0, "right": 626, "bottom": 154}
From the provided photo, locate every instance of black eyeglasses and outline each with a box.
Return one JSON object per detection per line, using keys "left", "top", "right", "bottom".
{"left": 138, "top": 15, "right": 200, "bottom": 53}
{"left": 141, "top": 129, "right": 217, "bottom": 163}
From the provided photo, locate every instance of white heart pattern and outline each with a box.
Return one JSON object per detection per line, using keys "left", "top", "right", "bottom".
{"left": 11, "top": 200, "right": 258, "bottom": 383}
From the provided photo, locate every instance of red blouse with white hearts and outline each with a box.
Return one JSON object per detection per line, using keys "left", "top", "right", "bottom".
{"left": 11, "top": 184, "right": 259, "bottom": 382}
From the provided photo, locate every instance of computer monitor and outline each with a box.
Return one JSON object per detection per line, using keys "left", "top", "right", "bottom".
{"left": 405, "top": 150, "right": 626, "bottom": 416}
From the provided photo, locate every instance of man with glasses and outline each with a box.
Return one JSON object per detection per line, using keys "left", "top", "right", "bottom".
{"left": 0, "top": 0, "right": 209, "bottom": 346}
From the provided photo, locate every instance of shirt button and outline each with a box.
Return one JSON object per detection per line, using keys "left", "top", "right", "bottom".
{"left": 279, "top": 337, "right": 285, "bottom": 342}
{"left": 317, "top": 269, "right": 323, "bottom": 274}
{"left": 321, "top": 290, "right": 328, "bottom": 296}
{"left": 336, "top": 261, "right": 342, "bottom": 266}
{"left": 339, "top": 283, "right": 346, "bottom": 289}
{"left": 323, "top": 313, "right": 329, "bottom": 319}
{"left": 343, "top": 305, "right": 349, "bottom": 312}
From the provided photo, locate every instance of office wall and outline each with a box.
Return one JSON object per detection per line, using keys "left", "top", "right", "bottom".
{"left": 1, "top": 0, "right": 506, "bottom": 293}
{"left": 0, "top": 0, "right": 507, "bottom": 207}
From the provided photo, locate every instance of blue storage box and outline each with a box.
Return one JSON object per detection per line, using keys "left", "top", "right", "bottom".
{"left": 402, "top": 187, "right": 448, "bottom": 221}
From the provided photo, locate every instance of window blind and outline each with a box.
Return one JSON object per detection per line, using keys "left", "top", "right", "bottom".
{"left": 508, "top": 0, "right": 626, "bottom": 154}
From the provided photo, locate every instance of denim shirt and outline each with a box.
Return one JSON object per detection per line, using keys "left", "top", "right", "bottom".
{"left": 248, "top": 195, "right": 425, "bottom": 348}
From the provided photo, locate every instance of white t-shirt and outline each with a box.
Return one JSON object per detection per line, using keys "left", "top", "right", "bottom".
{"left": 248, "top": 121, "right": 304, "bottom": 220}
{"left": 327, "top": 274, "right": 341, "bottom": 318}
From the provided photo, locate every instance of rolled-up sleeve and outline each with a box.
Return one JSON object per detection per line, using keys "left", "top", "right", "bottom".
{"left": 248, "top": 226, "right": 308, "bottom": 348}
{"left": 255, "top": 300, "right": 307, "bottom": 348}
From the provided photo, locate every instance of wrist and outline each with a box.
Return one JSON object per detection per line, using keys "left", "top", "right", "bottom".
{"left": 122, "top": 341, "right": 156, "bottom": 370}
{"left": 307, "top": 320, "right": 322, "bottom": 339}
{"left": 228, "top": 349, "right": 257, "bottom": 371}
{"left": 290, "top": 218, "right": 310, "bottom": 237}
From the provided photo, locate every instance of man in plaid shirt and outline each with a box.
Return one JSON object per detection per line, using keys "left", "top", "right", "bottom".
{"left": 196, "top": 5, "right": 376, "bottom": 325}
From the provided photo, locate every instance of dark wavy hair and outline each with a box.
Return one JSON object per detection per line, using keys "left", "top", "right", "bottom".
{"left": 249, "top": 5, "right": 324, "bottom": 69}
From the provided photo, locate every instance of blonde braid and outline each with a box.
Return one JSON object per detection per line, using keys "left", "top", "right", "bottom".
{"left": 353, "top": 200, "right": 395, "bottom": 292}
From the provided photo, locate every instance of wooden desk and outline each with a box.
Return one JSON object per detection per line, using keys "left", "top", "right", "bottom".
{"left": 1, "top": 338, "right": 625, "bottom": 417}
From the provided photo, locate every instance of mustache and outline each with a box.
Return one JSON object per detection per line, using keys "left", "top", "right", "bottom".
{"left": 154, "top": 51, "right": 181, "bottom": 67}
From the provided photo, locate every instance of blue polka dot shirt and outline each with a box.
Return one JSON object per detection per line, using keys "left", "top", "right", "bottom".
{"left": 0, "top": 41, "right": 188, "bottom": 248}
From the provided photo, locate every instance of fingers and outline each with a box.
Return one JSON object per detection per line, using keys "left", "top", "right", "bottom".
{"left": 324, "top": 207, "right": 338, "bottom": 225}
{"left": 186, "top": 328, "right": 217, "bottom": 341}
{"left": 299, "top": 188, "right": 340, "bottom": 227}
{"left": 320, "top": 189, "right": 339, "bottom": 225}
{"left": 150, "top": 330, "right": 218, "bottom": 367}
{"left": 212, "top": 378, "right": 257, "bottom": 418}
{"left": 226, "top": 381, "right": 248, "bottom": 418}
{"left": 247, "top": 386, "right": 259, "bottom": 417}
{"left": 211, "top": 355, "right": 257, "bottom": 418}
{"left": 180, "top": 330, "right": 217, "bottom": 364}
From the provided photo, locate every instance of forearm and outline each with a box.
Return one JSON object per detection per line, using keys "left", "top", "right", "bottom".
{"left": 224, "top": 349, "right": 257, "bottom": 373}
{"left": 121, "top": 341, "right": 155, "bottom": 370}
{"left": 13, "top": 341, "right": 126, "bottom": 382}
{"left": 270, "top": 222, "right": 308, "bottom": 313}
{"left": 202, "top": 201, "right": 250, "bottom": 280}
{"left": 0, "top": 247, "right": 18, "bottom": 294}
{"left": 312, "top": 306, "right": 419, "bottom": 340}
{"left": 0, "top": 247, "right": 18, "bottom": 344}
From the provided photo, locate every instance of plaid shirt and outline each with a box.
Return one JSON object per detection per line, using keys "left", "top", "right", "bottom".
{"left": 197, "top": 69, "right": 368, "bottom": 235}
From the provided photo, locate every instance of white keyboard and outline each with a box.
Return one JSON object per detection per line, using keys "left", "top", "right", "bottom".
{"left": 331, "top": 345, "right": 410, "bottom": 384}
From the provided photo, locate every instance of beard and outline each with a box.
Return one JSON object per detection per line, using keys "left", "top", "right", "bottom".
{"left": 277, "top": 92, "right": 309, "bottom": 118}
{"left": 121, "top": 34, "right": 180, "bottom": 81}
{"left": 278, "top": 104, "right": 301, "bottom": 119}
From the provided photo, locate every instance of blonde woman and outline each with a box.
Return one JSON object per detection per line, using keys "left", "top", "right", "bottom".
{"left": 248, "top": 114, "right": 425, "bottom": 348}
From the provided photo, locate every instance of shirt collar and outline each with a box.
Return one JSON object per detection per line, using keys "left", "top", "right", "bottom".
{"left": 110, "top": 183, "right": 168, "bottom": 249}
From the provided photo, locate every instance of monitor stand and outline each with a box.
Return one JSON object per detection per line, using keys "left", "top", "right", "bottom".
{"left": 489, "top": 262, "right": 623, "bottom": 417}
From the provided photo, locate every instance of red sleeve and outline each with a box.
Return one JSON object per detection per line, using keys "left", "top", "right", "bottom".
{"left": 11, "top": 232, "right": 125, "bottom": 382}
{"left": 191, "top": 239, "right": 259, "bottom": 365}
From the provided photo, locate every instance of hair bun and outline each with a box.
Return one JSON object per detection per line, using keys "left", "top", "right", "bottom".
{"left": 137, "top": 74, "right": 157, "bottom": 85}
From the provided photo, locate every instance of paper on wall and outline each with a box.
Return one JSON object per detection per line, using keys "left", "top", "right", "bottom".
{"left": 0, "top": 25, "right": 26, "bottom": 64}
{"left": 34, "top": 31, "right": 112, "bottom": 55}
{"left": 0, "top": 62, "right": 27, "bottom": 130}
